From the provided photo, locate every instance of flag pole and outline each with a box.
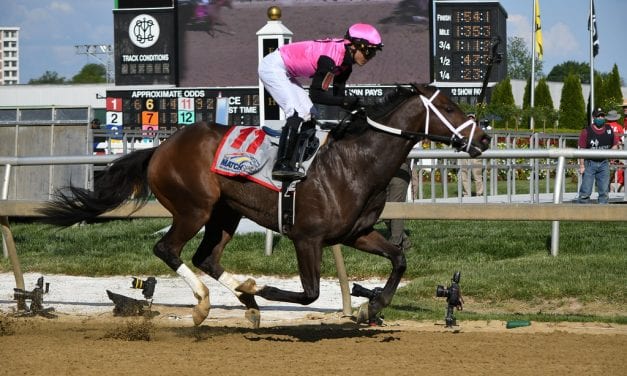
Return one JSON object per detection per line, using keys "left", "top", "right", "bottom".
{"left": 530, "top": 0, "right": 536, "bottom": 131}
{"left": 589, "top": 0, "right": 595, "bottom": 119}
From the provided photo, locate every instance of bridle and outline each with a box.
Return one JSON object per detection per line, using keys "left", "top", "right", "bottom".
{"left": 364, "top": 89, "right": 481, "bottom": 155}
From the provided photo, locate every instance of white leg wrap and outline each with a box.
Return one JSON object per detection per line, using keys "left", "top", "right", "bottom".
{"left": 176, "top": 264, "right": 207, "bottom": 298}
{"left": 218, "top": 271, "right": 242, "bottom": 297}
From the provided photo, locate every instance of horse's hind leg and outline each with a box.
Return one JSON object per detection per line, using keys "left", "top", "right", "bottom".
{"left": 236, "top": 238, "right": 323, "bottom": 306}
{"left": 191, "top": 203, "right": 261, "bottom": 328}
{"left": 153, "top": 214, "right": 212, "bottom": 326}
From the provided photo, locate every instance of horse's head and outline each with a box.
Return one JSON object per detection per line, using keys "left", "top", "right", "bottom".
{"left": 410, "top": 84, "right": 491, "bottom": 157}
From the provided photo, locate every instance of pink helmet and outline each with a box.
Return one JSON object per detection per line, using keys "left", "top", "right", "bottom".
{"left": 345, "top": 23, "right": 383, "bottom": 49}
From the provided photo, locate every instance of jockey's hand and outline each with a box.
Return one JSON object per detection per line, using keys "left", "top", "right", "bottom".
{"left": 341, "top": 96, "right": 361, "bottom": 111}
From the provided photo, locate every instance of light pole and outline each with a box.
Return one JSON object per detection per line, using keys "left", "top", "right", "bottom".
{"left": 74, "top": 44, "right": 114, "bottom": 83}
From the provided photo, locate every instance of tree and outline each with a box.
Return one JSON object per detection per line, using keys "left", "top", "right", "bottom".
{"left": 28, "top": 71, "right": 66, "bottom": 84}
{"left": 558, "top": 73, "right": 586, "bottom": 130}
{"left": 521, "top": 77, "right": 532, "bottom": 128}
{"left": 592, "top": 71, "right": 606, "bottom": 112}
{"left": 587, "top": 67, "right": 620, "bottom": 116}
{"left": 71, "top": 63, "right": 107, "bottom": 83}
{"left": 517, "top": 77, "right": 556, "bottom": 130}
{"left": 585, "top": 70, "right": 619, "bottom": 117}
{"left": 546, "top": 61, "right": 590, "bottom": 83}
{"left": 506, "top": 36, "right": 542, "bottom": 80}
{"left": 534, "top": 78, "right": 554, "bottom": 109}
{"left": 533, "top": 78, "right": 558, "bottom": 130}
{"left": 603, "top": 64, "right": 623, "bottom": 108}
{"left": 488, "top": 76, "right": 518, "bottom": 129}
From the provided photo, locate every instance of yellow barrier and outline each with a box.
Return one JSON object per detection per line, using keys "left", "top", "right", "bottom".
{"left": 1, "top": 200, "right": 625, "bottom": 221}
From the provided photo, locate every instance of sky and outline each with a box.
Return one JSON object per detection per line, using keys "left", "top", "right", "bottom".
{"left": 1, "top": 0, "right": 625, "bottom": 85}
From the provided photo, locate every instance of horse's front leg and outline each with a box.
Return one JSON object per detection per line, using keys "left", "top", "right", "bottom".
{"left": 236, "top": 239, "right": 323, "bottom": 306}
{"left": 345, "top": 229, "right": 407, "bottom": 324}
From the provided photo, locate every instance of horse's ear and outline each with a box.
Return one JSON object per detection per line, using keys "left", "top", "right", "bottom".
{"left": 399, "top": 84, "right": 418, "bottom": 96}
{"left": 418, "top": 83, "right": 438, "bottom": 96}
{"left": 410, "top": 83, "right": 427, "bottom": 95}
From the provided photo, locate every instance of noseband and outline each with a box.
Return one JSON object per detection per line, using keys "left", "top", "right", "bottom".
{"left": 365, "top": 89, "right": 479, "bottom": 154}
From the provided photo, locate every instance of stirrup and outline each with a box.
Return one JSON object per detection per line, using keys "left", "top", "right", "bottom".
{"left": 272, "top": 170, "right": 305, "bottom": 181}
{"left": 272, "top": 161, "right": 305, "bottom": 181}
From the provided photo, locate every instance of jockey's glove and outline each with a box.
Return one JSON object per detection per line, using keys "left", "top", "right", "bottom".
{"left": 341, "top": 96, "right": 361, "bottom": 111}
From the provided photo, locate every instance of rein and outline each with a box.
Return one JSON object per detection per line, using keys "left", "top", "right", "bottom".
{"left": 365, "top": 89, "right": 478, "bottom": 153}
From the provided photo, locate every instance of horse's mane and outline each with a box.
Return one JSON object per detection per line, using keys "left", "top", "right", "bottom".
{"left": 330, "top": 84, "right": 420, "bottom": 139}
{"left": 365, "top": 84, "right": 419, "bottom": 120}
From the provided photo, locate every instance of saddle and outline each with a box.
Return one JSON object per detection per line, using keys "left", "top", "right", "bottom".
{"left": 211, "top": 124, "right": 329, "bottom": 233}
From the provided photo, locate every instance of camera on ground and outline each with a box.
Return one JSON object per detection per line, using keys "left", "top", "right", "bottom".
{"left": 435, "top": 271, "right": 463, "bottom": 327}
{"left": 131, "top": 277, "right": 157, "bottom": 299}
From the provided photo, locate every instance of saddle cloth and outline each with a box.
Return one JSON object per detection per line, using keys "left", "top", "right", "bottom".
{"left": 211, "top": 126, "right": 328, "bottom": 191}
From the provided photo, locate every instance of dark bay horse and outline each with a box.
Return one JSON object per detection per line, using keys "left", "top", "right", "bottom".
{"left": 40, "top": 84, "right": 490, "bottom": 327}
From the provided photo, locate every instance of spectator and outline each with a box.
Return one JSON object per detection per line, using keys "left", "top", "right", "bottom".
{"left": 606, "top": 110, "right": 624, "bottom": 147}
{"left": 576, "top": 109, "right": 620, "bottom": 204}
{"left": 385, "top": 161, "right": 412, "bottom": 252}
{"left": 91, "top": 118, "right": 106, "bottom": 154}
{"left": 606, "top": 110, "right": 625, "bottom": 192}
{"left": 610, "top": 160, "right": 624, "bottom": 192}
{"left": 458, "top": 113, "right": 484, "bottom": 197}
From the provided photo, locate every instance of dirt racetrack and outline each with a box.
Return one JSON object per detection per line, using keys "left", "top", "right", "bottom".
{"left": 1, "top": 273, "right": 626, "bottom": 375}
{"left": 2, "top": 308, "right": 626, "bottom": 375}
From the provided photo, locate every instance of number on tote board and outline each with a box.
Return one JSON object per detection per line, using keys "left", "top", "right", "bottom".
{"left": 178, "top": 111, "right": 195, "bottom": 124}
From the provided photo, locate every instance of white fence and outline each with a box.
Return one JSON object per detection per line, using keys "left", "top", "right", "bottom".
{"left": 406, "top": 148, "right": 627, "bottom": 203}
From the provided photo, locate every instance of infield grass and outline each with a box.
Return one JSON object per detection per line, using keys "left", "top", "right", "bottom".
{"left": 2, "top": 218, "right": 625, "bottom": 324}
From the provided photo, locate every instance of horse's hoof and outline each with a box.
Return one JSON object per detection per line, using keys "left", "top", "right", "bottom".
{"left": 355, "top": 302, "right": 369, "bottom": 324}
{"left": 192, "top": 294, "right": 210, "bottom": 326}
{"left": 245, "top": 308, "right": 261, "bottom": 329}
{"left": 235, "top": 278, "right": 257, "bottom": 295}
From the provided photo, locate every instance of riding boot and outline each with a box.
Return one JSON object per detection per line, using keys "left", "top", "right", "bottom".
{"left": 272, "top": 114, "right": 305, "bottom": 181}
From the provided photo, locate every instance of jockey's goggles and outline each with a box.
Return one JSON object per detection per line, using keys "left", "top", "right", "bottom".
{"left": 351, "top": 38, "right": 383, "bottom": 60}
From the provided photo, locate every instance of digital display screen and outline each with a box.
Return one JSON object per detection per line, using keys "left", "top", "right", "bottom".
{"left": 105, "top": 88, "right": 260, "bottom": 131}
{"left": 432, "top": 2, "right": 507, "bottom": 83}
{"left": 176, "top": 0, "right": 431, "bottom": 87}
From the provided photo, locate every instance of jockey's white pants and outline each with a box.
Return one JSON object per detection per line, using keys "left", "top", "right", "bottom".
{"left": 258, "top": 50, "right": 314, "bottom": 122}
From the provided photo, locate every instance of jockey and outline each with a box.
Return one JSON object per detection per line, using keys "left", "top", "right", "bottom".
{"left": 258, "top": 23, "right": 383, "bottom": 181}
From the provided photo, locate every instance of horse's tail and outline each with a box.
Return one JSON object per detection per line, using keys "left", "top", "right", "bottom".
{"left": 38, "top": 147, "right": 157, "bottom": 226}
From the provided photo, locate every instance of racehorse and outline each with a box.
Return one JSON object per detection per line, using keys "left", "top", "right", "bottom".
{"left": 39, "top": 84, "right": 490, "bottom": 327}
{"left": 185, "top": 0, "right": 233, "bottom": 36}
